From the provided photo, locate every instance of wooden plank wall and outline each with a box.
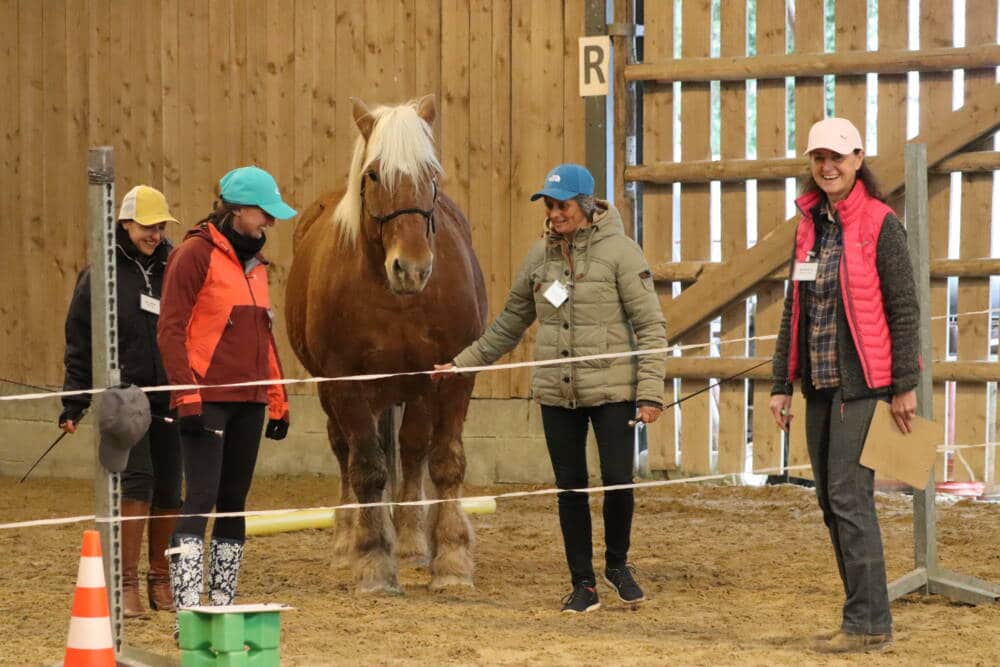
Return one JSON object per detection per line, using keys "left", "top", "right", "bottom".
{"left": 642, "top": 0, "right": 676, "bottom": 471}
{"left": 639, "top": 0, "right": 998, "bottom": 482}
{"left": 0, "top": 0, "right": 585, "bottom": 403}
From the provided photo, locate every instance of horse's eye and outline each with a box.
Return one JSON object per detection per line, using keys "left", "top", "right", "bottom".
{"left": 367, "top": 170, "right": 379, "bottom": 183}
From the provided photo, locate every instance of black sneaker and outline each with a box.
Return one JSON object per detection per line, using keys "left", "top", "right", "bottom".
{"left": 561, "top": 582, "right": 601, "bottom": 613}
{"left": 603, "top": 565, "right": 645, "bottom": 603}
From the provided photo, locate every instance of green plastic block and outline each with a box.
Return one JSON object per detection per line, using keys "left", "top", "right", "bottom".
{"left": 246, "top": 647, "right": 280, "bottom": 667}
{"left": 214, "top": 650, "right": 249, "bottom": 667}
{"left": 244, "top": 612, "right": 281, "bottom": 650}
{"left": 177, "top": 611, "right": 213, "bottom": 650}
{"left": 179, "top": 648, "right": 219, "bottom": 667}
{"left": 210, "top": 612, "right": 247, "bottom": 653}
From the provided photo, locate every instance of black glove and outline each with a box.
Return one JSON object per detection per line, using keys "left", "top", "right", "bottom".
{"left": 178, "top": 413, "right": 206, "bottom": 436}
{"left": 265, "top": 418, "right": 289, "bottom": 441}
{"left": 58, "top": 404, "right": 87, "bottom": 428}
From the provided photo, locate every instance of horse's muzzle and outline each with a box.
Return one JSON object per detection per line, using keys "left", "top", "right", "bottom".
{"left": 387, "top": 256, "right": 433, "bottom": 294}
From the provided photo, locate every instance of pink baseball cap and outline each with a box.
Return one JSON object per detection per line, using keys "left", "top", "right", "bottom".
{"left": 805, "top": 117, "right": 864, "bottom": 155}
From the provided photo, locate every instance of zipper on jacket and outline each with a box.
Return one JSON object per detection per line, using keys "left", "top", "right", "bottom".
{"left": 839, "top": 246, "right": 876, "bottom": 389}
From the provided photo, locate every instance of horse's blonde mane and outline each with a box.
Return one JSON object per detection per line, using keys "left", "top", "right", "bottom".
{"left": 332, "top": 101, "right": 442, "bottom": 246}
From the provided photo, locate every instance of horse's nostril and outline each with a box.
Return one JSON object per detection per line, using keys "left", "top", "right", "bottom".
{"left": 419, "top": 267, "right": 431, "bottom": 281}
{"left": 392, "top": 258, "right": 403, "bottom": 275}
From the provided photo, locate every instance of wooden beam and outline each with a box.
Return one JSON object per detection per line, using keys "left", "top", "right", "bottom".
{"left": 652, "top": 258, "right": 1000, "bottom": 283}
{"left": 628, "top": 151, "right": 1000, "bottom": 185}
{"left": 661, "top": 83, "right": 1000, "bottom": 345}
{"left": 662, "top": 358, "right": 999, "bottom": 382}
{"left": 626, "top": 44, "right": 1000, "bottom": 83}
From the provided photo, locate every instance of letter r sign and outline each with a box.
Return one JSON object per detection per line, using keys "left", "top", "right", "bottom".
{"left": 578, "top": 36, "right": 611, "bottom": 97}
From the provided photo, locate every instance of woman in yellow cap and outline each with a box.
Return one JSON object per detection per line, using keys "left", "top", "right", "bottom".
{"left": 60, "top": 184, "right": 183, "bottom": 617}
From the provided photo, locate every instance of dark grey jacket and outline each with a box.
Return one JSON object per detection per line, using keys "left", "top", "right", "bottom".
{"left": 771, "top": 207, "right": 921, "bottom": 401}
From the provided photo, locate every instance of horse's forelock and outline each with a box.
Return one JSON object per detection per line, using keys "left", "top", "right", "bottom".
{"left": 331, "top": 101, "right": 441, "bottom": 247}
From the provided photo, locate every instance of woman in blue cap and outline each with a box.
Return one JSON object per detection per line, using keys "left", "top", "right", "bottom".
{"left": 436, "top": 164, "right": 668, "bottom": 613}
{"left": 157, "top": 166, "right": 295, "bottom": 620}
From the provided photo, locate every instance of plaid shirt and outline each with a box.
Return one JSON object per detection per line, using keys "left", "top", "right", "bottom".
{"left": 805, "top": 206, "right": 842, "bottom": 389}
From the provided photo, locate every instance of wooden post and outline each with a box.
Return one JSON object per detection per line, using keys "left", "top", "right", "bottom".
{"left": 887, "top": 143, "right": 1000, "bottom": 606}
{"left": 585, "top": 0, "right": 608, "bottom": 199}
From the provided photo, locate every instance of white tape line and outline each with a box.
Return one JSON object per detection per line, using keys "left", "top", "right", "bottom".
{"left": 0, "top": 464, "right": 811, "bottom": 532}
{"left": 0, "top": 335, "right": 776, "bottom": 403}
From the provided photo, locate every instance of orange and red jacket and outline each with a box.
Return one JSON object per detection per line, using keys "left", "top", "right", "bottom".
{"left": 157, "top": 223, "right": 289, "bottom": 421}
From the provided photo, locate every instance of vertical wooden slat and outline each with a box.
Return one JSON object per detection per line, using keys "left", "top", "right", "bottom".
{"left": 141, "top": 0, "right": 165, "bottom": 202}
{"left": 312, "top": 0, "right": 337, "bottom": 196}
{"left": 716, "top": 0, "right": 748, "bottom": 475}
{"left": 441, "top": 0, "right": 471, "bottom": 217}
{"left": 833, "top": 0, "right": 867, "bottom": 128}
{"left": 678, "top": 0, "right": 713, "bottom": 476}
{"left": 395, "top": 0, "right": 418, "bottom": 99}
{"left": 43, "top": 1, "right": 69, "bottom": 384}
{"left": 160, "top": 0, "right": 181, "bottom": 217}
{"left": 210, "top": 0, "right": 238, "bottom": 209}
{"left": 876, "top": 0, "right": 907, "bottom": 161}
{"left": 489, "top": 0, "right": 512, "bottom": 398}
{"left": 562, "top": 0, "right": 586, "bottom": 166}
{"left": 264, "top": 0, "right": 294, "bottom": 262}
{"left": 415, "top": 0, "right": 442, "bottom": 103}
{"left": 642, "top": 0, "right": 676, "bottom": 471}
{"left": 953, "top": 0, "right": 995, "bottom": 482}
{"left": 19, "top": 1, "right": 43, "bottom": 384}
{"left": 509, "top": 0, "right": 562, "bottom": 397}
{"left": 0, "top": 0, "right": 18, "bottom": 383}
{"left": 66, "top": 0, "right": 89, "bottom": 274}
{"left": 468, "top": 0, "right": 493, "bottom": 398}
{"left": 920, "top": 1, "right": 953, "bottom": 480}
{"left": 334, "top": 0, "right": 366, "bottom": 184}
{"left": 787, "top": 0, "right": 826, "bottom": 479}
{"left": 751, "top": 0, "right": 786, "bottom": 473}
{"left": 244, "top": 0, "right": 267, "bottom": 167}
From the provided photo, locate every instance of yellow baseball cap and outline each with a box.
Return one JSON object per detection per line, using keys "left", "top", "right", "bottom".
{"left": 118, "top": 185, "right": 179, "bottom": 226}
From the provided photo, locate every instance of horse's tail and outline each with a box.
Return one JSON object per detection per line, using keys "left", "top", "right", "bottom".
{"left": 292, "top": 190, "right": 342, "bottom": 251}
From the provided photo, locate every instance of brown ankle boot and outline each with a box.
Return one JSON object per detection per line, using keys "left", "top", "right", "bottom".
{"left": 120, "top": 499, "right": 149, "bottom": 618}
{"left": 147, "top": 508, "right": 177, "bottom": 611}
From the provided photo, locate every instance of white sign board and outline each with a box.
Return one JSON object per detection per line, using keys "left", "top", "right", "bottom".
{"left": 579, "top": 36, "right": 611, "bottom": 97}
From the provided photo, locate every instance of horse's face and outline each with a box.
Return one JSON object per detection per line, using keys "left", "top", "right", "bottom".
{"left": 362, "top": 163, "right": 435, "bottom": 294}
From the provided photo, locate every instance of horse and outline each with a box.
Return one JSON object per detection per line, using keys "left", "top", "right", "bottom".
{"left": 285, "top": 96, "right": 487, "bottom": 593}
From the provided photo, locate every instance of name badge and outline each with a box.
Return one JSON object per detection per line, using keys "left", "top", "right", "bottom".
{"left": 792, "top": 262, "right": 818, "bottom": 282}
{"left": 543, "top": 280, "right": 569, "bottom": 308}
{"left": 139, "top": 293, "right": 161, "bottom": 315}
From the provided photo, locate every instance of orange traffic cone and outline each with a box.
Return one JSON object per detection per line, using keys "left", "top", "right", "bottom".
{"left": 64, "top": 530, "right": 115, "bottom": 667}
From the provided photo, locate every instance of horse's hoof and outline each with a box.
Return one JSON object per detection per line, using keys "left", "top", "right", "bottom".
{"left": 429, "top": 574, "right": 474, "bottom": 591}
{"left": 355, "top": 579, "right": 403, "bottom": 596}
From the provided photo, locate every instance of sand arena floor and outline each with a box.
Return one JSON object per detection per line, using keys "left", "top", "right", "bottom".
{"left": 3, "top": 474, "right": 1000, "bottom": 666}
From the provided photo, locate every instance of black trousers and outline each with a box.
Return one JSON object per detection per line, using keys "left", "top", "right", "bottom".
{"left": 174, "top": 402, "right": 266, "bottom": 542}
{"left": 122, "top": 415, "right": 182, "bottom": 509}
{"left": 540, "top": 401, "right": 636, "bottom": 586}
{"left": 805, "top": 387, "right": 892, "bottom": 635}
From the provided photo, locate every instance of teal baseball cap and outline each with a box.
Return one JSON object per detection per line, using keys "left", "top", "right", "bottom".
{"left": 530, "top": 163, "right": 595, "bottom": 202}
{"left": 219, "top": 166, "right": 297, "bottom": 219}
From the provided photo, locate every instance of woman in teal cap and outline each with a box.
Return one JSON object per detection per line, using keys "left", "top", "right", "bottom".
{"left": 435, "top": 164, "right": 668, "bottom": 613}
{"left": 157, "top": 166, "right": 295, "bottom": 619}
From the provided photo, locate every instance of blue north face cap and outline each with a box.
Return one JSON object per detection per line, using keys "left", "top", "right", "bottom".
{"left": 530, "top": 163, "right": 595, "bottom": 202}
{"left": 219, "top": 166, "right": 298, "bottom": 220}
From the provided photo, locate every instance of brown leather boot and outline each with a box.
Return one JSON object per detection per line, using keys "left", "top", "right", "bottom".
{"left": 147, "top": 508, "right": 177, "bottom": 611}
{"left": 120, "top": 499, "right": 149, "bottom": 618}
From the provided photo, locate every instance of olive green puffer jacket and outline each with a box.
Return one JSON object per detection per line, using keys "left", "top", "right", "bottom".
{"left": 453, "top": 202, "right": 667, "bottom": 408}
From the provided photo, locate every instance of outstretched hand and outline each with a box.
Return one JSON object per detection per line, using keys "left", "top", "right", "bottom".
{"left": 431, "top": 363, "right": 456, "bottom": 382}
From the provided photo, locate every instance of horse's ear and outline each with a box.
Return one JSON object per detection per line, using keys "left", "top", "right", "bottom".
{"left": 351, "top": 97, "right": 376, "bottom": 139}
{"left": 416, "top": 95, "right": 436, "bottom": 126}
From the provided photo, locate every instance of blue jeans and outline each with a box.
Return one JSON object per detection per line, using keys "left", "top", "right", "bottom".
{"left": 805, "top": 387, "right": 892, "bottom": 635}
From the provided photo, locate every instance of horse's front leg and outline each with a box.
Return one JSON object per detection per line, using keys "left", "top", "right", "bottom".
{"left": 348, "top": 417, "right": 400, "bottom": 595}
{"left": 395, "top": 400, "right": 431, "bottom": 566}
{"left": 427, "top": 381, "right": 475, "bottom": 590}
{"left": 321, "top": 388, "right": 355, "bottom": 568}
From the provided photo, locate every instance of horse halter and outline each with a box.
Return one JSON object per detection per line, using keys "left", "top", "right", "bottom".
{"left": 360, "top": 173, "right": 438, "bottom": 240}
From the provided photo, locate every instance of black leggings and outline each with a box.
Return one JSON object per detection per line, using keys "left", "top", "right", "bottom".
{"left": 122, "top": 416, "right": 182, "bottom": 508}
{"left": 540, "top": 401, "right": 636, "bottom": 586}
{"left": 174, "top": 402, "right": 265, "bottom": 542}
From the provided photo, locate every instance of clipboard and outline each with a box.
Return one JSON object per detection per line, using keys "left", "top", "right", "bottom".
{"left": 860, "top": 401, "right": 939, "bottom": 489}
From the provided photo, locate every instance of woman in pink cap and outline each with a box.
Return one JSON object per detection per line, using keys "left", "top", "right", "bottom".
{"left": 770, "top": 118, "right": 920, "bottom": 653}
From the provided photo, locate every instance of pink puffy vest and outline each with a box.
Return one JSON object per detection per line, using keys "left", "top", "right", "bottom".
{"left": 787, "top": 180, "right": 895, "bottom": 390}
